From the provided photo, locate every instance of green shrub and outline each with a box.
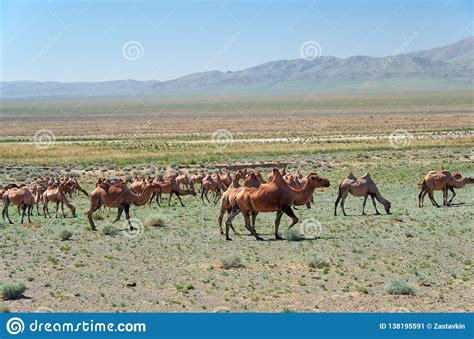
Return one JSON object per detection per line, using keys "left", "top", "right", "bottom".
{"left": 285, "top": 228, "right": 304, "bottom": 242}
{"left": 0, "top": 303, "right": 10, "bottom": 313}
{"left": 58, "top": 229, "right": 73, "bottom": 241}
{"left": 1, "top": 282, "right": 27, "bottom": 300}
{"left": 220, "top": 256, "right": 244, "bottom": 269}
{"left": 387, "top": 279, "right": 416, "bottom": 295}
{"left": 102, "top": 225, "right": 118, "bottom": 236}
{"left": 308, "top": 256, "right": 330, "bottom": 269}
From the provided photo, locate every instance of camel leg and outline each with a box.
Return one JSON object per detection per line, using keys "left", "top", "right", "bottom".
{"left": 340, "top": 195, "right": 348, "bottom": 216}
{"left": 448, "top": 187, "right": 456, "bottom": 206}
{"left": 55, "top": 201, "right": 60, "bottom": 218}
{"left": 175, "top": 193, "right": 185, "bottom": 207}
{"left": 225, "top": 203, "right": 240, "bottom": 241}
{"left": 3, "top": 202, "right": 13, "bottom": 224}
{"left": 168, "top": 192, "right": 173, "bottom": 207}
{"left": 124, "top": 204, "right": 133, "bottom": 230}
{"left": 306, "top": 202, "right": 311, "bottom": 209}
{"left": 334, "top": 193, "right": 341, "bottom": 216}
{"left": 370, "top": 194, "right": 380, "bottom": 215}
{"left": 243, "top": 212, "right": 262, "bottom": 241}
{"left": 204, "top": 190, "right": 211, "bottom": 204}
{"left": 427, "top": 189, "right": 440, "bottom": 207}
{"left": 113, "top": 205, "right": 124, "bottom": 223}
{"left": 251, "top": 211, "right": 258, "bottom": 234}
{"left": 274, "top": 211, "right": 284, "bottom": 240}
{"left": 418, "top": 188, "right": 425, "bottom": 208}
{"left": 218, "top": 209, "right": 225, "bottom": 235}
{"left": 149, "top": 193, "right": 155, "bottom": 206}
{"left": 27, "top": 206, "right": 32, "bottom": 223}
{"left": 20, "top": 204, "right": 27, "bottom": 223}
{"left": 60, "top": 201, "right": 66, "bottom": 218}
{"left": 87, "top": 201, "right": 102, "bottom": 231}
{"left": 43, "top": 201, "right": 48, "bottom": 218}
{"left": 362, "top": 195, "right": 368, "bottom": 215}
{"left": 283, "top": 206, "right": 299, "bottom": 230}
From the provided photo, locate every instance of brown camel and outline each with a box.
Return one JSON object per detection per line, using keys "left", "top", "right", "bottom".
{"left": 225, "top": 169, "right": 321, "bottom": 241}
{"left": 176, "top": 174, "right": 191, "bottom": 189}
{"left": 201, "top": 174, "right": 223, "bottom": 204}
{"left": 2, "top": 187, "right": 35, "bottom": 223}
{"left": 292, "top": 173, "right": 330, "bottom": 207}
{"left": 190, "top": 173, "right": 206, "bottom": 192}
{"left": 419, "top": 170, "right": 473, "bottom": 207}
{"left": 43, "top": 182, "right": 77, "bottom": 218}
{"left": 217, "top": 172, "right": 262, "bottom": 235}
{"left": 219, "top": 172, "right": 232, "bottom": 188}
{"left": 150, "top": 177, "right": 196, "bottom": 207}
{"left": 87, "top": 182, "right": 160, "bottom": 231}
{"left": 334, "top": 172, "right": 391, "bottom": 216}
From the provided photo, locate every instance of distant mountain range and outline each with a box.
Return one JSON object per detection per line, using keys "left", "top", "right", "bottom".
{"left": 1, "top": 37, "right": 473, "bottom": 98}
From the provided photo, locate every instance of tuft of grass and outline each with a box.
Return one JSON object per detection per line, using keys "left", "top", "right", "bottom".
{"left": 285, "top": 228, "right": 304, "bottom": 241}
{"left": 58, "top": 229, "right": 73, "bottom": 241}
{"left": 174, "top": 283, "right": 195, "bottom": 294}
{"left": 387, "top": 279, "right": 416, "bottom": 296}
{"left": 1, "top": 282, "right": 27, "bottom": 300}
{"left": 144, "top": 216, "right": 168, "bottom": 228}
{"left": 220, "top": 256, "right": 245, "bottom": 269}
{"left": 308, "top": 256, "right": 330, "bottom": 269}
{"left": 102, "top": 225, "right": 118, "bottom": 236}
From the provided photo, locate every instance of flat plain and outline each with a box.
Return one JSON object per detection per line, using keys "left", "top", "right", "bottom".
{"left": 0, "top": 91, "right": 472, "bottom": 312}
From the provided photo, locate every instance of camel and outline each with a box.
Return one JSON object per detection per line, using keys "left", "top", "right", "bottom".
{"left": 217, "top": 172, "right": 262, "bottom": 235}
{"left": 130, "top": 177, "right": 149, "bottom": 195}
{"left": 190, "top": 173, "right": 206, "bottom": 192}
{"left": 2, "top": 187, "right": 35, "bottom": 224}
{"left": 87, "top": 181, "right": 160, "bottom": 231}
{"left": 225, "top": 169, "right": 322, "bottom": 241}
{"left": 64, "top": 178, "right": 89, "bottom": 197}
{"left": 219, "top": 172, "right": 232, "bottom": 188}
{"left": 334, "top": 172, "right": 391, "bottom": 216}
{"left": 255, "top": 171, "right": 267, "bottom": 184}
{"left": 176, "top": 174, "right": 191, "bottom": 189}
{"left": 292, "top": 173, "right": 330, "bottom": 207}
{"left": 43, "top": 182, "right": 77, "bottom": 218}
{"left": 150, "top": 177, "right": 196, "bottom": 207}
{"left": 419, "top": 170, "right": 473, "bottom": 207}
{"left": 201, "top": 174, "right": 223, "bottom": 204}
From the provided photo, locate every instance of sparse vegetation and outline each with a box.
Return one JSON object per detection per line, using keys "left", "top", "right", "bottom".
{"left": 101, "top": 225, "right": 118, "bottom": 236}
{"left": 58, "top": 229, "right": 73, "bottom": 241}
{"left": 387, "top": 279, "right": 416, "bottom": 296}
{"left": 1, "top": 282, "right": 27, "bottom": 300}
{"left": 220, "top": 256, "right": 245, "bottom": 269}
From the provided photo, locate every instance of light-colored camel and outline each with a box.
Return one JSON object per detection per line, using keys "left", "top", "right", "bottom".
{"left": 225, "top": 169, "right": 321, "bottom": 241}
{"left": 43, "top": 182, "right": 76, "bottom": 218}
{"left": 334, "top": 172, "right": 391, "bottom": 216}
{"left": 419, "top": 170, "right": 473, "bottom": 207}
{"left": 418, "top": 171, "right": 461, "bottom": 207}
{"left": 87, "top": 182, "right": 160, "bottom": 231}
{"left": 2, "top": 187, "right": 35, "bottom": 223}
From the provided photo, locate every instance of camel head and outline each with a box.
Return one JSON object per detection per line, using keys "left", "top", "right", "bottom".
{"left": 384, "top": 200, "right": 392, "bottom": 214}
{"left": 452, "top": 172, "right": 462, "bottom": 180}
{"left": 189, "top": 186, "right": 197, "bottom": 196}
{"left": 307, "top": 174, "right": 330, "bottom": 188}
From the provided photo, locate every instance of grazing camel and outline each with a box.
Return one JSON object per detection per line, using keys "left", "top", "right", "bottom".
{"left": 43, "top": 182, "right": 77, "bottom": 218}
{"left": 201, "top": 174, "right": 223, "bottom": 204}
{"left": 419, "top": 170, "right": 473, "bottom": 207}
{"left": 334, "top": 172, "right": 391, "bottom": 216}
{"left": 87, "top": 182, "right": 160, "bottom": 231}
{"left": 65, "top": 178, "right": 89, "bottom": 197}
{"left": 292, "top": 173, "right": 330, "bottom": 207}
{"left": 2, "top": 187, "right": 35, "bottom": 224}
{"left": 225, "top": 169, "right": 321, "bottom": 241}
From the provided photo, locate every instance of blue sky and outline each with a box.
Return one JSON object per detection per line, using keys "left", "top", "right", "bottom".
{"left": 1, "top": 0, "right": 472, "bottom": 82}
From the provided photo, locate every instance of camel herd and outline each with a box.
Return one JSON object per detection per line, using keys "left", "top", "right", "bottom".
{"left": 0, "top": 168, "right": 472, "bottom": 241}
